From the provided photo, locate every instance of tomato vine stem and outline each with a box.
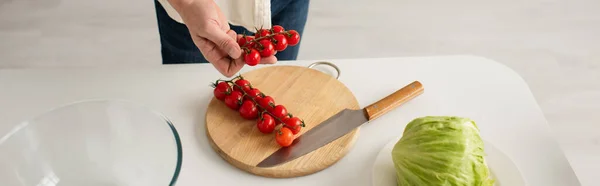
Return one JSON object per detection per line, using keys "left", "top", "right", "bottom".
{"left": 215, "top": 76, "right": 298, "bottom": 129}
{"left": 240, "top": 30, "right": 294, "bottom": 51}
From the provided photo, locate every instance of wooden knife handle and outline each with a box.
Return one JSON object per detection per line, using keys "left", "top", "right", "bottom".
{"left": 364, "top": 81, "right": 424, "bottom": 121}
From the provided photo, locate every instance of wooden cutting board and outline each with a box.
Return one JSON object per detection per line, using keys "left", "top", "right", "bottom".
{"left": 205, "top": 65, "right": 360, "bottom": 178}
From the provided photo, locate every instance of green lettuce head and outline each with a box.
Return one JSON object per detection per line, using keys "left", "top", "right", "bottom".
{"left": 391, "top": 116, "right": 494, "bottom": 186}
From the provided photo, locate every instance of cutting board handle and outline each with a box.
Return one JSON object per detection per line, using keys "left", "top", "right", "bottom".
{"left": 364, "top": 81, "right": 424, "bottom": 121}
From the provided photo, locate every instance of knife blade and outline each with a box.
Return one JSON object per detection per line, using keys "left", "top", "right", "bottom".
{"left": 256, "top": 81, "right": 424, "bottom": 167}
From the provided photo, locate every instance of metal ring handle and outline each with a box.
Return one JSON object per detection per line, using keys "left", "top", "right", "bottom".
{"left": 307, "top": 61, "right": 341, "bottom": 79}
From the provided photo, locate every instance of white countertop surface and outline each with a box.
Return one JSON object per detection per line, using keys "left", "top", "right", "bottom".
{"left": 0, "top": 56, "right": 586, "bottom": 186}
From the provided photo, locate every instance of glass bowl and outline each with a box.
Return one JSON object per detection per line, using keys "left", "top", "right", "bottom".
{"left": 0, "top": 100, "right": 182, "bottom": 186}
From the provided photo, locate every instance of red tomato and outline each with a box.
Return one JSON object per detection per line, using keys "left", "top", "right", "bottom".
{"left": 272, "top": 34, "right": 288, "bottom": 51}
{"left": 239, "top": 100, "right": 258, "bottom": 119}
{"left": 277, "top": 113, "right": 291, "bottom": 125}
{"left": 243, "top": 49, "right": 260, "bottom": 66}
{"left": 257, "top": 96, "right": 275, "bottom": 112}
{"left": 271, "top": 25, "right": 284, "bottom": 33}
{"left": 244, "top": 88, "right": 262, "bottom": 101}
{"left": 234, "top": 79, "right": 252, "bottom": 93}
{"left": 284, "top": 117, "right": 304, "bottom": 128}
{"left": 286, "top": 30, "right": 300, "bottom": 46}
{"left": 276, "top": 127, "right": 294, "bottom": 147}
{"left": 237, "top": 36, "right": 254, "bottom": 47}
{"left": 255, "top": 29, "right": 270, "bottom": 38}
{"left": 258, "top": 39, "right": 275, "bottom": 57}
{"left": 257, "top": 113, "right": 276, "bottom": 134}
{"left": 271, "top": 105, "right": 288, "bottom": 121}
{"left": 284, "top": 117, "right": 304, "bottom": 134}
{"left": 288, "top": 125, "right": 302, "bottom": 135}
{"left": 224, "top": 91, "right": 243, "bottom": 110}
{"left": 212, "top": 81, "right": 231, "bottom": 100}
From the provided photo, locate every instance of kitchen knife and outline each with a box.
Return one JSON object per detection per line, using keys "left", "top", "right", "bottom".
{"left": 256, "top": 81, "right": 424, "bottom": 168}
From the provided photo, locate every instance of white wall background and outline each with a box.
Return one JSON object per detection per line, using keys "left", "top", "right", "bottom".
{"left": 1, "top": 0, "right": 598, "bottom": 185}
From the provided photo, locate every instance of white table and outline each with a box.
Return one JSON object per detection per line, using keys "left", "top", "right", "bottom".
{"left": 0, "top": 56, "right": 582, "bottom": 186}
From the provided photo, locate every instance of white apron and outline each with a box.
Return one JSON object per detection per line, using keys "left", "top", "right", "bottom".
{"left": 156, "top": 0, "right": 272, "bottom": 32}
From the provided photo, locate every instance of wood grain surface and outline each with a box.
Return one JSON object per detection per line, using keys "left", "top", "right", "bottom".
{"left": 205, "top": 65, "right": 360, "bottom": 178}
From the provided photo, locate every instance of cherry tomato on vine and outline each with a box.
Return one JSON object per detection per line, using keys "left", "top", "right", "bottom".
{"left": 234, "top": 79, "right": 252, "bottom": 92}
{"left": 237, "top": 36, "right": 254, "bottom": 47}
{"left": 243, "top": 49, "right": 260, "bottom": 66}
{"left": 271, "top": 105, "right": 288, "bottom": 120}
{"left": 224, "top": 91, "right": 243, "bottom": 110}
{"left": 244, "top": 88, "right": 262, "bottom": 101}
{"left": 277, "top": 113, "right": 291, "bottom": 125}
{"left": 271, "top": 25, "right": 284, "bottom": 33}
{"left": 257, "top": 96, "right": 275, "bottom": 112}
{"left": 257, "top": 113, "right": 276, "bottom": 134}
{"left": 276, "top": 127, "right": 294, "bottom": 147}
{"left": 286, "top": 30, "right": 300, "bottom": 46}
{"left": 258, "top": 39, "right": 275, "bottom": 57}
{"left": 239, "top": 100, "right": 258, "bottom": 119}
{"left": 255, "top": 29, "right": 270, "bottom": 38}
{"left": 213, "top": 81, "right": 231, "bottom": 100}
{"left": 289, "top": 125, "right": 302, "bottom": 135}
{"left": 284, "top": 117, "right": 304, "bottom": 134}
{"left": 272, "top": 34, "right": 288, "bottom": 51}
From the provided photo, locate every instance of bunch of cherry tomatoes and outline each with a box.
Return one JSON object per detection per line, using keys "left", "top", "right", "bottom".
{"left": 238, "top": 25, "right": 301, "bottom": 66}
{"left": 212, "top": 75, "right": 305, "bottom": 147}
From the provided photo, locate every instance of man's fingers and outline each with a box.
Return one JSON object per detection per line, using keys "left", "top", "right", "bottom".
{"left": 231, "top": 58, "right": 246, "bottom": 72}
{"left": 212, "top": 53, "right": 245, "bottom": 77}
{"left": 227, "top": 30, "right": 238, "bottom": 42}
{"left": 236, "top": 35, "right": 255, "bottom": 39}
{"left": 202, "top": 26, "right": 242, "bottom": 59}
{"left": 223, "top": 58, "right": 245, "bottom": 77}
{"left": 195, "top": 30, "right": 276, "bottom": 76}
{"left": 193, "top": 37, "right": 222, "bottom": 62}
{"left": 209, "top": 56, "right": 244, "bottom": 78}
{"left": 193, "top": 36, "right": 240, "bottom": 77}
{"left": 260, "top": 55, "right": 277, "bottom": 64}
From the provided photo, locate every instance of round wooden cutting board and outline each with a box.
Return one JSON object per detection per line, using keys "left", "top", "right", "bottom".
{"left": 205, "top": 65, "right": 360, "bottom": 178}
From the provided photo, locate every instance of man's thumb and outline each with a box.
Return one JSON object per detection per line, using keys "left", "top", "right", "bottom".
{"left": 203, "top": 26, "right": 242, "bottom": 58}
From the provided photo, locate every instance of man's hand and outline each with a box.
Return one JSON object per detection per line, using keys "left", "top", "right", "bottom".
{"left": 168, "top": 0, "right": 276, "bottom": 77}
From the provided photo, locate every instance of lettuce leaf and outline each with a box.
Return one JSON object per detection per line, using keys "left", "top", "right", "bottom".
{"left": 391, "top": 116, "right": 494, "bottom": 186}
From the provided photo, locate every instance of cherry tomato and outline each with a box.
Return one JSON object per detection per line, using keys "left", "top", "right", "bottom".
{"left": 288, "top": 125, "right": 302, "bottom": 135}
{"left": 272, "top": 34, "right": 288, "bottom": 51}
{"left": 277, "top": 113, "right": 291, "bottom": 125}
{"left": 244, "top": 88, "right": 262, "bottom": 101}
{"left": 258, "top": 39, "right": 275, "bottom": 57}
{"left": 237, "top": 36, "right": 254, "bottom": 47}
{"left": 233, "top": 79, "right": 252, "bottom": 93}
{"left": 284, "top": 117, "right": 304, "bottom": 134}
{"left": 243, "top": 49, "right": 260, "bottom": 66}
{"left": 286, "top": 30, "right": 300, "bottom": 46}
{"left": 271, "top": 25, "right": 284, "bottom": 33}
{"left": 276, "top": 127, "right": 294, "bottom": 147}
{"left": 213, "top": 81, "right": 231, "bottom": 100}
{"left": 239, "top": 100, "right": 258, "bottom": 119}
{"left": 271, "top": 105, "right": 288, "bottom": 120}
{"left": 255, "top": 29, "right": 270, "bottom": 38}
{"left": 224, "top": 91, "right": 243, "bottom": 110}
{"left": 283, "top": 117, "right": 304, "bottom": 128}
{"left": 257, "top": 113, "right": 276, "bottom": 134}
{"left": 257, "top": 96, "right": 275, "bottom": 112}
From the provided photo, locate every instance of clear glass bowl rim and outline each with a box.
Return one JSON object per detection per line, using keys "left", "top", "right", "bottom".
{"left": 0, "top": 99, "right": 183, "bottom": 186}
